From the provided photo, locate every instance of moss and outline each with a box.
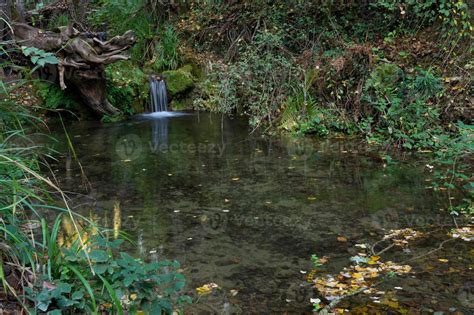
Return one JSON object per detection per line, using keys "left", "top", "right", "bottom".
{"left": 170, "top": 98, "right": 193, "bottom": 110}
{"left": 162, "top": 65, "right": 195, "bottom": 96}
{"left": 106, "top": 61, "right": 149, "bottom": 113}
{"left": 179, "top": 64, "right": 193, "bottom": 73}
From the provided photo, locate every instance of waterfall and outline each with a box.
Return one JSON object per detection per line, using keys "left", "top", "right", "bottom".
{"left": 149, "top": 75, "right": 168, "bottom": 112}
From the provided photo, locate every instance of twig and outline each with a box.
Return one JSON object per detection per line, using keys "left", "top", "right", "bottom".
{"left": 403, "top": 238, "right": 454, "bottom": 263}
{"left": 372, "top": 242, "right": 396, "bottom": 257}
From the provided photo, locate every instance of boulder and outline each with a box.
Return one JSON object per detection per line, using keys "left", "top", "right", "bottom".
{"left": 162, "top": 65, "right": 195, "bottom": 96}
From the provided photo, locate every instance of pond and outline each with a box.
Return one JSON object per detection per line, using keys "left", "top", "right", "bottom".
{"left": 49, "top": 112, "right": 472, "bottom": 313}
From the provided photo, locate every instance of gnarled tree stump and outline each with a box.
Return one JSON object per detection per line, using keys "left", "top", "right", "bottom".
{"left": 12, "top": 23, "right": 136, "bottom": 115}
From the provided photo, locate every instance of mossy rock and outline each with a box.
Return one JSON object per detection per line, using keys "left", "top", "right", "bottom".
{"left": 170, "top": 98, "right": 194, "bottom": 111}
{"left": 163, "top": 65, "right": 195, "bottom": 96}
{"left": 106, "top": 61, "right": 149, "bottom": 114}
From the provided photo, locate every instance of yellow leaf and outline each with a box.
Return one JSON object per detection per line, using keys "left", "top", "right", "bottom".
{"left": 368, "top": 255, "right": 380, "bottom": 264}
{"left": 337, "top": 236, "right": 347, "bottom": 242}
{"left": 438, "top": 258, "right": 449, "bottom": 263}
{"left": 352, "top": 273, "right": 363, "bottom": 279}
{"left": 196, "top": 286, "right": 212, "bottom": 295}
{"left": 231, "top": 177, "right": 240, "bottom": 181}
{"left": 307, "top": 196, "right": 317, "bottom": 201}
{"left": 130, "top": 293, "right": 138, "bottom": 300}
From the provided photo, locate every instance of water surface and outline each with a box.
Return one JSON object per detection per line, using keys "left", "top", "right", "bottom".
{"left": 50, "top": 113, "right": 472, "bottom": 313}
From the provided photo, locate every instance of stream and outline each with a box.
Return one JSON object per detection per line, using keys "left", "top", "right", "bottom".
{"left": 49, "top": 112, "right": 472, "bottom": 313}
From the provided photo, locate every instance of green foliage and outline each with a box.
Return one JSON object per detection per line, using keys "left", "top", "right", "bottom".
{"left": 195, "top": 30, "right": 298, "bottom": 128}
{"left": 153, "top": 25, "right": 182, "bottom": 71}
{"left": 0, "top": 50, "right": 190, "bottom": 313}
{"left": 101, "top": 114, "right": 125, "bottom": 123}
{"left": 21, "top": 46, "right": 58, "bottom": 68}
{"left": 431, "top": 122, "right": 473, "bottom": 216}
{"left": 47, "top": 14, "right": 69, "bottom": 30}
{"left": 193, "top": 61, "right": 240, "bottom": 114}
{"left": 25, "top": 233, "right": 191, "bottom": 314}
{"left": 311, "top": 254, "right": 323, "bottom": 268}
{"left": 107, "top": 83, "right": 134, "bottom": 115}
{"left": 370, "top": 0, "right": 472, "bottom": 39}
{"left": 106, "top": 61, "right": 149, "bottom": 114}
{"left": 35, "top": 82, "right": 80, "bottom": 111}
{"left": 363, "top": 64, "right": 443, "bottom": 149}
{"left": 365, "top": 63, "right": 403, "bottom": 95}
{"left": 90, "top": 1, "right": 179, "bottom": 64}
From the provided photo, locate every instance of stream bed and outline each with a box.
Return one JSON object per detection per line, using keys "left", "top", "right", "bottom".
{"left": 49, "top": 112, "right": 472, "bottom": 313}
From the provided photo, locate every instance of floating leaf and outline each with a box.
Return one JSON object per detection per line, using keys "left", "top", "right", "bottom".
{"left": 337, "top": 236, "right": 348, "bottom": 242}
{"left": 196, "top": 283, "right": 218, "bottom": 295}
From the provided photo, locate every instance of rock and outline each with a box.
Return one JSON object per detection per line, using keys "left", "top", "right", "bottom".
{"left": 163, "top": 65, "right": 195, "bottom": 96}
{"left": 170, "top": 98, "right": 194, "bottom": 111}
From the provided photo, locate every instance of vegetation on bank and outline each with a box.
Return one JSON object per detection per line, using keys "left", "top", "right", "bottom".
{"left": 1, "top": 0, "right": 473, "bottom": 313}
{"left": 0, "top": 48, "right": 190, "bottom": 313}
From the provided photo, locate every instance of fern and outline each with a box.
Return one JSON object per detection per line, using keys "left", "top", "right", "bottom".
{"left": 35, "top": 82, "right": 80, "bottom": 111}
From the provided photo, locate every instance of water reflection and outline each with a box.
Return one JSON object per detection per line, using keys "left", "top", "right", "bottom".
{"left": 150, "top": 117, "right": 169, "bottom": 153}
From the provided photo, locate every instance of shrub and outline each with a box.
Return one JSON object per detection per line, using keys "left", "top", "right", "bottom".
{"left": 34, "top": 81, "right": 80, "bottom": 111}
{"left": 363, "top": 64, "right": 444, "bottom": 149}
{"left": 195, "top": 30, "right": 298, "bottom": 128}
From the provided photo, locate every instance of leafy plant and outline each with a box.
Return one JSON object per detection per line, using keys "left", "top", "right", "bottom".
{"left": 34, "top": 81, "right": 80, "bottom": 111}
{"left": 21, "top": 46, "right": 58, "bottom": 69}
{"left": 25, "top": 232, "right": 191, "bottom": 314}
{"left": 363, "top": 64, "right": 444, "bottom": 149}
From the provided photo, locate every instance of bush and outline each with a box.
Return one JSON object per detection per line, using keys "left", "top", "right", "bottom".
{"left": 195, "top": 30, "right": 298, "bottom": 128}
{"left": 362, "top": 64, "right": 444, "bottom": 149}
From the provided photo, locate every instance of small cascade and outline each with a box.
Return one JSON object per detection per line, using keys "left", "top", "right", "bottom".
{"left": 149, "top": 75, "right": 168, "bottom": 112}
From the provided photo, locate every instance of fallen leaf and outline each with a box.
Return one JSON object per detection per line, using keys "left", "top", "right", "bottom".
{"left": 337, "top": 236, "right": 348, "bottom": 242}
